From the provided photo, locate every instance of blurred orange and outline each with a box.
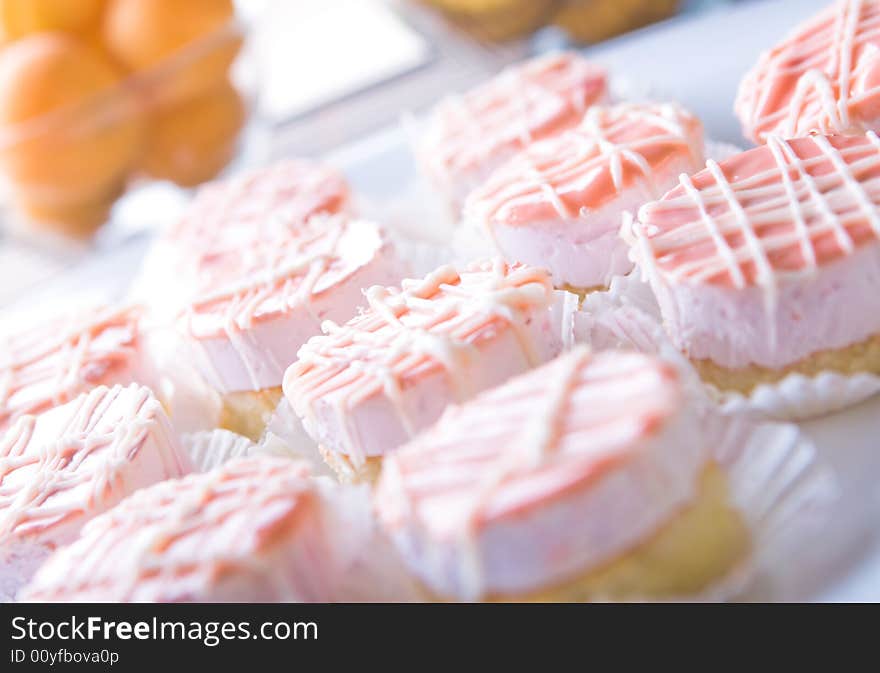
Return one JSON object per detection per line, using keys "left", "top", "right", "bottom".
{"left": 18, "top": 186, "right": 119, "bottom": 238}
{"left": 0, "top": 0, "right": 104, "bottom": 42}
{"left": 142, "top": 79, "right": 245, "bottom": 187}
{"left": 420, "top": 0, "right": 558, "bottom": 41}
{"left": 102, "top": 0, "right": 239, "bottom": 103}
{"left": 0, "top": 33, "right": 143, "bottom": 218}
{"left": 554, "top": 0, "right": 679, "bottom": 43}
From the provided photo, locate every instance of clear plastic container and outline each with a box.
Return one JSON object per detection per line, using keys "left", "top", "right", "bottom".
{"left": 0, "top": 16, "right": 252, "bottom": 242}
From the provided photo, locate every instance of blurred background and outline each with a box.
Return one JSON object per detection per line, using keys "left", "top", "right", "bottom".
{"left": 4, "top": 0, "right": 879, "bottom": 603}
{"left": 0, "top": 0, "right": 737, "bottom": 306}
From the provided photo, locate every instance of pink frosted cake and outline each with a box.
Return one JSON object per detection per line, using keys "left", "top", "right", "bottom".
{"left": 417, "top": 52, "right": 607, "bottom": 210}
{"left": 283, "top": 259, "right": 578, "bottom": 483}
{"left": 139, "top": 159, "right": 352, "bottom": 319}
{"left": 22, "top": 457, "right": 369, "bottom": 602}
{"left": 375, "top": 347, "right": 749, "bottom": 602}
{"left": 168, "top": 212, "right": 405, "bottom": 441}
{"left": 736, "top": 0, "right": 880, "bottom": 143}
{"left": 0, "top": 384, "right": 190, "bottom": 601}
{"left": 161, "top": 159, "right": 350, "bottom": 265}
{"left": 626, "top": 132, "right": 880, "bottom": 394}
{"left": 0, "top": 305, "right": 143, "bottom": 436}
{"left": 464, "top": 102, "right": 704, "bottom": 291}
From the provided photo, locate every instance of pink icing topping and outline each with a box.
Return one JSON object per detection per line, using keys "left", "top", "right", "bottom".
{"left": 21, "top": 458, "right": 317, "bottom": 602}
{"left": 631, "top": 133, "right": 880, "bottom": 288}
{"left": 145, "top": 159, "right": 352, "bottom": 320}
{"left": 736, "top": 0, "right": 880, "bottom": 142}
{"left": 283, "top": 259, "right": 559, "bottom": 463}
{"left": 0, "top": 305, "right": 141, "bottom": 435}
{"left": 376, "top": 347, "right": 680, "bottom": 539}
{"left": 165, "top": 159, "right": 350, "bottom": 255}
{"left": 181, "top": 214, "right": 392, "bottom": 339}
{"left": 466, "top": 102, "right": 703, "bottom": 228}
{"left": 421, "top": 52, "right": 607, "bottom": 179}
{"left": 0, "top": 384, "right": 187, "bottom": 544}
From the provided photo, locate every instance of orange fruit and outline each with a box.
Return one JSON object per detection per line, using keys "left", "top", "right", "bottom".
{"left": 0, "top": 0, "right": 105, "bottom": 42}
{"left": 18, "top": 187, "right": 118, "bottom": 238}
{"left": 0, "top": 33, "right": 143, "bottom": 210}
{"left": 102, "top": 0, "right": 239, "bottom": 103}
{"left": 141, "top": 79, "right": 244, "bottom": 187}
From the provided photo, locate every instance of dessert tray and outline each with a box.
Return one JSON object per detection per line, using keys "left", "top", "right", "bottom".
{"left": 3, "top": 0, "right": 880, "bottom": 601}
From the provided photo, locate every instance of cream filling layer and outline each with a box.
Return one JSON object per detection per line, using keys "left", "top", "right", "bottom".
{"left": 475, "top": 154, "right": 698, "bottom": 288}
{"left": 644, "top": 240, "right": 880, "bottom": 370}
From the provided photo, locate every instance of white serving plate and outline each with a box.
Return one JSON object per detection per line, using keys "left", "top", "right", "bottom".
{"left": 10, "top": 0, "right": 879, "bottom": 600}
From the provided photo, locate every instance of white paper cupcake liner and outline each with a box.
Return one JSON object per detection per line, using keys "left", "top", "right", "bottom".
{"left": 310, "top": 478, "right": 422, "bottom": 602}
{"left": 581, "top": 273, "right": 880, "bottom": 420}
{"left": 712, "top": 372, "right": 880, "bottom": 421}
{"left": 702, "top": 410, "right": 839, "bottom": 600}
{"left": 257, "top": 397, "right": 334, "bottom": 478}
{"left": 180, "top": 428, "right": 257, "bottom": 473}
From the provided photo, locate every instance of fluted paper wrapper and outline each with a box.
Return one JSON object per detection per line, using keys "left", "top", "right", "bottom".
{"left": 696, "top": 409, "right": 838, "bottom": 600}
{"left": 257, "top": 397, "right": 333, "bottom": 477}
{"left": 314, "top": 479, "right": 422, "bottom": 602}
{"left": 181, "top": 429, "right": 257, "bottom": 472}
{"left": 712, "top": 372, "right": 880, "bottom": 421}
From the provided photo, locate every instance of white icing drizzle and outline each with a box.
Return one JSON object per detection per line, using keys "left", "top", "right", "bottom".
{"left": 423, "top": 53, "right": 606, "bottom": 179}
{"left": 467, "top": 102, "right": 703, "bottom": 232}
{"left": 180, "top": 215, "right": 387, "bottom": 393}
{"left": 0, "top": 305, "right": 139, "bottom": 432}
{"left": 630, "top": 132, "right": 880, "bottom": 321}
{"left": 738, "top": 0, "right": 880, "bottom": 140}
{"left": 376, "top": 348, "right": 682, "bottom": 600}
{"left": 22, "top": 458, "right": 322, "bottom": 602}
{"left": 0, "top": 385, "right": 170, "bottom": 544}
{"left": 454, "top": 347, "right": 589, "bottom": 599}
{"left": 182, "top": 429, "right": 256, "bottom": 472}
{"left": 285, "top": 259, "right": 557, "bottom": 468}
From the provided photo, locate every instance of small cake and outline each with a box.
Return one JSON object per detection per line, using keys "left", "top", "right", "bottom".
{"left": 0, "top": 304, "right": 143, "bottom": 435}
{"left": 138, "top": 159, "right": 400, "bottom": 440}
{"left": 625, "top": 132, "right": 880, "bottom": 394}
{"left": 0, "top": 384, "right": 191, "bottom": 601}
{"left": 135, "top": 158, "right": 352, "bottom": 319}
{"left": 175, "top": 213, "right": 405, "bottom": 441}
{"left": 283, "top": 259, "right": 579, "bottom": 483}
{"left": 464, "top": 102, "right": 704, "bottom": 292}
{"left": 736, "top": 0, "right": 880, "bottom": 143}
{"left": 417, "top": 52, "right": 607, "bottom": 210}
{"left": 374, "top": 347, "right": 750, "bottom": 602}
{"left": 21, "top": 457, "right": 371, "bottom": 602}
